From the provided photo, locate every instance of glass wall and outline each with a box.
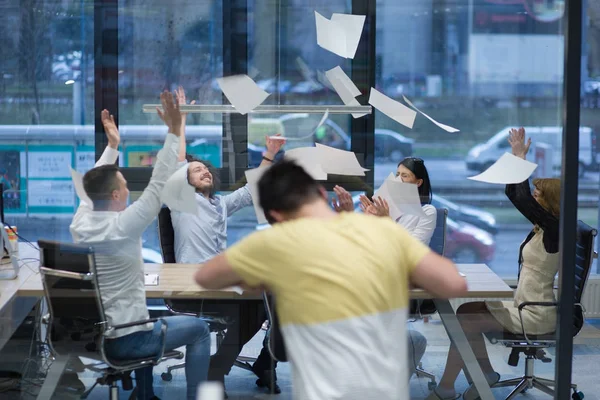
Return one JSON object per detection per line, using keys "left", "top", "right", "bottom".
{"left": 3, "top": 1, "right": 599, "bottom": 399}
{"left": 0, "top": 0, "right": 94, "bottom": 244}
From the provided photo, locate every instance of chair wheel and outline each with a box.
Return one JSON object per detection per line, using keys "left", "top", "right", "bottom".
{"left": 572, "top": 391, "right": 584, "bottom": 400}
{"left": 161, "top": 372, "right": 172, "bottom": 382}
{"left": 428, "top": 381, "right": 437, "bottom": 391}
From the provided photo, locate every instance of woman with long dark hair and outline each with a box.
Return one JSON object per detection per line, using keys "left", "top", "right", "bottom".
{"left": 359, "top": 157, "right": 437, "bottom": 245}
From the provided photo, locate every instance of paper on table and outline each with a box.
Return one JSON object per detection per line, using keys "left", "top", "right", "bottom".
{"left": 330, "top": 13, "right": 366, "bottom": 59}
{"left": 160, "top": 164, "right": 198, "bottom": 215}
{"left": 315, "top": 11, "right": 348, "bottom": 58}
{"left": 369, "top": 88, "right": 417, "bottom": 129}
{"left": 402, "top": 95, "right": 460, "bottom": 133}
{"left": 245, "top": 166, "right": 270, "bottom": 224}
{"left": 70, "top": 168, "right": 92, "bottom": 206}
{"left": 144, "top": 273, "right": 159, "bottom": 286}
{"left": 284, "top": 147, "right": 328, "bottom": 180}
{"left": 230, "top": 286, "right": 244, "bottom": 295}
{"left": 216, "top": 75, "right": 270, "bottom": 115}
{"left": 326, "top": 66, "right": 361, "bottom": 97}
{"left": 315, "top": 143, "right": 368, "bottom": 176}
{"left": 467, "top": 153, "right": 538, "bottom": 184}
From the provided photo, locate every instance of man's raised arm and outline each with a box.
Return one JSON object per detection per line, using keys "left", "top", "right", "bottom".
{"left": 117, "top": 91, "right": 183, "bottom": 236}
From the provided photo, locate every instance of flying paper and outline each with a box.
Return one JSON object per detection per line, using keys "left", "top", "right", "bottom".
{"left": 245, "top": 167, "right": 270, "bottom": 224}
{"left": 468, "top": 153, "right": 538, "bottom": 184}
{"left": 276, "top": 110, "right": 330, "bottom": 142}
{"left": 161, "top": 164, "right": 198, "bottom": 214}
{"left": 71, "top": 168, "right": 92, "bottom": 206}
{"left": 373, "top": 176, "right": 425, "bottom": 219}
{"left": 315, "top": 11, "right": 365, "bottom": 59}
{"left": 326, "top": 67, "right": 367, "bottom": 118}
{"left": 216, "top": 75, "right": 270, "bottom": 115}
{"left": 315, "top": 143, "right": 368, "bottom": 176}
{"left": 284, "top": 147, "right": 328, "bottom": 180}
{"left": 330, "top": 13, "right": 366, "bottom": 59}
{"left": 402, "top": 95, "right": 460, "bottom": 133}
{"left": 369, "top": 88, "right": 417, "bottom": 129}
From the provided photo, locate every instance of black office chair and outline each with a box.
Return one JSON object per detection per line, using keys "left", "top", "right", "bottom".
{"left": 38, "top": 240, "right": 183, "bottom": 400}
{"left": 157, "top": 207, "right": 255, "bottom": 381}
{"left": 413, "top": 207, "right": 448, "bottom": 388}
{"left": 483, "top": 220, "right": 596, "bottom": 400}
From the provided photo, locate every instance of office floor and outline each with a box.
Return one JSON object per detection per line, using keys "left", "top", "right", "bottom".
{"left": 7, "top": 317, "right": 600, "bottom": 400}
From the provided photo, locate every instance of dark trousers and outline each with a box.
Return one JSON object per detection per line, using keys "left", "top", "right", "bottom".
{"left": 167, "top": 299, "right": 277, "bottom": 378}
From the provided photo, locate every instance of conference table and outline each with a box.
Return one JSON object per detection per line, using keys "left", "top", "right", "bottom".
{"left": 3, "top": 250, "right": 514, "bottom": 400}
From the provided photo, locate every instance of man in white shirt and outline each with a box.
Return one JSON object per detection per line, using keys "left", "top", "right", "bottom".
{"left": 167, "top": 88, "right": 284, "bottom": 395}
{"left": 70, "top": 92, "right": 210, "bottom": 400}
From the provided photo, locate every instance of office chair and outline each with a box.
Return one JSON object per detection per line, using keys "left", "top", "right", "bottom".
{"left": 38, "top": 240, "right": 183, "bottom": 400}
{"left": 483, "top": 220, "right": 596, "bottom": 400}
{"left": 413, "top": 207, "right": 448, "bottom": 389}
{"left": 157, "top": 207, "right": 255, "bottom": 381}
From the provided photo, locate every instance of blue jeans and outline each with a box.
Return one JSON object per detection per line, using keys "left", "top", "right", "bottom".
{"left": 104, "top": 315, "right": 211, "bottom": 400}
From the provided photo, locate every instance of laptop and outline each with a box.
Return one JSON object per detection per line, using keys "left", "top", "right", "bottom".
{"left": 0, "top": 226, "right": 20, "bottom": 280}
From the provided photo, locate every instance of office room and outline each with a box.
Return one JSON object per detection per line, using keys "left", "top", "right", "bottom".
{"left": 0, "top": 0, "right": 598, "bottom": 399}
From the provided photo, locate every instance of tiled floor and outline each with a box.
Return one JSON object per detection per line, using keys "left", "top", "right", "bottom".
{"left": 8, "top": 317, "right": 600, "bottom": 399}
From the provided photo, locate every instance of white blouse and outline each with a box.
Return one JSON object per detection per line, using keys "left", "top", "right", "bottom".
{"left": 395, "top": 204, "right": 437, "bottom": 246}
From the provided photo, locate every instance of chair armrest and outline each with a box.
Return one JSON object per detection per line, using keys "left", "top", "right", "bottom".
{"left": 517, "top": 302, "right": 557, "bottom": 344}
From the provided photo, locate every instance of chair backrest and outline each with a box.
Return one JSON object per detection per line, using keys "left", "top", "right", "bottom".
{"left": 38, "top": 240, "right": 107, "bottom": 353}
{"left": 429, "top": 208, "right": 448, "bottom": 256}
{"left": 158, "top": 207, "right": 176, "bottom": 263}
{"left": 573, "top": 220, "right": 597, "bottom": 334}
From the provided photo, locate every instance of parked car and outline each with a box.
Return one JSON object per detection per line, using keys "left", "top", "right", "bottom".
{"left": 466, "top": 125, "right": 599, "bottom": 177}
{"left": 247, "top": 114, "right": 413, "bottom": 166}
{"left": 431, "top": 194, "right": 498, "bottom": 235}
{"left": 445, "top": 218, "right": 495, "bottom": 264}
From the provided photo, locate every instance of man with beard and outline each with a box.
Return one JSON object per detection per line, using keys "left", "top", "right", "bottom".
{"left": 168, "top": 88, "right": 285, "bottom": 395}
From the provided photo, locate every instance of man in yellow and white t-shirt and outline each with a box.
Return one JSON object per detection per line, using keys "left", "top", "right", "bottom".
{"left": 196, "top": 160, "right": 467, "bottom": 400}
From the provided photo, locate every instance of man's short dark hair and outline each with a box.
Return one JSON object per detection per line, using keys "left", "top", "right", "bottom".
{"left": 83, "top": 164, "right": 121, "bottom": 210}
{"left": 258, "top": 160, "right": 322, "bottom": 224}
{"left": 186, "top": 154, "right": 220, "bottom": 197}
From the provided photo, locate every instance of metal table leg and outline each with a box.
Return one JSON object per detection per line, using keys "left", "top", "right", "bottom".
{"left": 36, "top": 354, "right": 70, "bottom": 400}
{"left": 434, "top": 299, "right": 494, "bottom": 400}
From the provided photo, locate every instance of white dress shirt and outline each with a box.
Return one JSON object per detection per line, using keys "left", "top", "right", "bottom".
{"left": 395, "top": 204, "right": 437, "bottom": 246}
{"left": 70, "top": 134, "right": 180, "bottom": 337}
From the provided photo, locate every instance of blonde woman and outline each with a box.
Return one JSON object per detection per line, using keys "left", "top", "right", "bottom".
{"left": 427, "top": 128, "right": 561, "bottom": 400}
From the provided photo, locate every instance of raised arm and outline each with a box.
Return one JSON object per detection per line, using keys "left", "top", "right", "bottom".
{"left": 116, "top": 91, "right": 182, "bottom": 236}
{"left": 258, "top": 134, "right": 286, "bottom": 167}
{"left": 505, "top": 127, "right": 559, "bottom": 233}
{"left": 73, "top": 110, "right": 121, "bottom": 217}
{"left": 158, "top": 86, "right": 195, "bottom": 162}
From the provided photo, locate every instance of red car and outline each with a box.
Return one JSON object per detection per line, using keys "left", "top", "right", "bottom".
{"left": 445, "top": 218, "right": 495, "bottom": 264}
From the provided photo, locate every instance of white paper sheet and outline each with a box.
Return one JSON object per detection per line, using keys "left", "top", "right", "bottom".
{"left": 326, "top": 66, "right": 361, "bottom": 97}
{"left": 279, "top": 110, "right": 330, "bottom": 142}
{"left": 315, "top": 11, "right": 349, "bottom": 58}
{"left": 70, "top": 168, "right": 92, "bottom": 206}
{"left": 230, "top": 286, "right": 244, "bottom": 295}
{"left": 317, "top": 70, "right": 335, "bottom": 90}
{"left": 327, "top": 75, "right": 367, "bottom": 119}
{"left": 283, "top": 147, "right": 328, "bottom": 180}
{"left": 144, "top": 273, "right": 159, "bottom": 286}
{"left": 468, "top": 153, "right": 538, "bottom": 184}
{"left": 160, "top": 164, "right": 198, "bottom": 215}
{"left": 315, "top": 143, "right": 368, "bottom": 176}
{"left": 373, "top": 178, "right": 424, "bottom": 218}
{"left": 402, "top": 95, "right": 460, "bottom": 133}
{"left": 369, "top": 88, "right": 417, "bottom": 129}
{"left": 245, "top": 167, "right": 270, "bottom": 224}
{"left": 330, "top": 13, "right": 366, "bottom": 59}
{"left": 216, "top": 75, "right": 270, "bottom": 115}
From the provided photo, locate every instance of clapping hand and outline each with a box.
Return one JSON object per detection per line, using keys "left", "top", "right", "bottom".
{"left": 359, "top": 195, "right": 390, "bottom": 217}
{"left": 332, "top": 185, "right": 354, "bottom": 212}
{"left": 508, "top": 127, "right": 531, "bottom": 159}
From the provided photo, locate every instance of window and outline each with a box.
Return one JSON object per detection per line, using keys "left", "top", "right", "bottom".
{"left": 0, "top": 0, "right": 94, "bottom": 245}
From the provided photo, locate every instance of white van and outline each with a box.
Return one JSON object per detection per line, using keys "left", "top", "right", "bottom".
{"left": 466, "top": 126, "right": 599, "bottom": 177}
